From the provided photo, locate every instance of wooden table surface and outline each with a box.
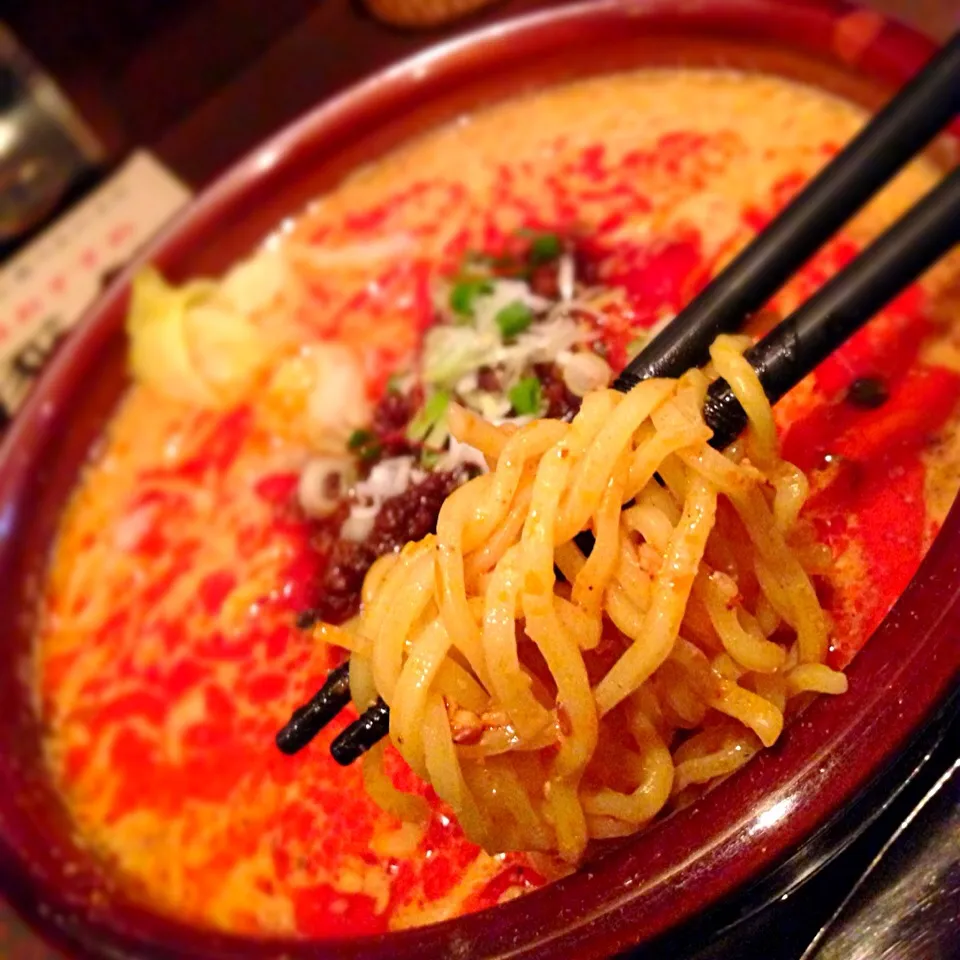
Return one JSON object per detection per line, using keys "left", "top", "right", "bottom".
{"left": 1, "top": 1, "right": 958, "bottom": 956}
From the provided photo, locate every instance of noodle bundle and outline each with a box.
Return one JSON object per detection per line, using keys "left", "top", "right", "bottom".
{"left": 315, "top": 336, "right": 845, "bottom": 861}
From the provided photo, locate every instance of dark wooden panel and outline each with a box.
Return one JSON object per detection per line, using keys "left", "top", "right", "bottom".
{"left": 3, "top": 0, "right": 321, "bottom": 155}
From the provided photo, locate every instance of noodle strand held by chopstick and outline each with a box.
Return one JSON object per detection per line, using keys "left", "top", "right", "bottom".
{"left": 324, "top": 336, "right": 845, "bottom": 861}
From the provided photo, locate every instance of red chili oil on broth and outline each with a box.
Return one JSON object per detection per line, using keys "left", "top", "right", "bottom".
{"left": 40, "top": 391, "right": 543, "bottom": 935}
{"left": 35, "top": 71, "right": 960, "bottom": 936}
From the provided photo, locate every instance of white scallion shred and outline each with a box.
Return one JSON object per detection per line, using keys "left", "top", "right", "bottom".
{"left": 422, "top": 324, "right": 501, "bottom": 388}
{"left": 340, "top": 504, "right": 379, "bottom": 543}
{"left": 558, "top": 253, "right": 575, "bottom": 302}
{"left": 491, "top": 316, "right": 584, "bottom": 389}
{"left": 355, "top": 457, "right": 425, "bottom": 503}
{"left": 437, "top": 435, "right": 489, "bottom": 474}
{"left": 475, "top": 391, "right": 513, "bottom": 421}
{"left": 455, "top": 371, "right": 479, "bottom": 395}
{"left": 513, "top": 316, "right": 583, "bottom": 363}
{"left": 424, "top": 267, "right": 591, "bottom": 417}
{"left": 558, "top": 350, "right": 612, "bottom": 397}
{"left": 339, "top": 456, "right": 426, "bottom": 542}
{"left": 298, "top": 457, "right": 357, "bottom": 519}
{"left": 471, "top": 279, "right": 551, "bottom": 335}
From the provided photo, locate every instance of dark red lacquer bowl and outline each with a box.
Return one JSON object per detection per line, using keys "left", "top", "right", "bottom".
{"left": 1, "top": 2, "right": 958, "bottom": 957}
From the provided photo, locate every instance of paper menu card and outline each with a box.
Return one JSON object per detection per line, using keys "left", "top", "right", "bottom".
{"left": 0, "top": 150, "right": 192, "bottom": 423}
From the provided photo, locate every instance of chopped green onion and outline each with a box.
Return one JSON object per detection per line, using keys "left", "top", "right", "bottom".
{"left": 420, "top": 448, "right": 442, "bottom": 469}
{"left": 495, "top": 300, "right": 534, "bottom": 339}
{"left": 529, "top": 233, "right": 562, "bottom": 264}
{"left": 407, "top": 389, "right": 451, "bottom": 443}
{"left": 347, "top": 428, "right": 374, "bottom": 450}
{"left": 385, "top": 373, "right": 404, "bottom": 395}
{"left": 347, "top": 427, "right": 381, "bottom": 463}
{"left": 357, "top": 441, "right": 382, "bottom": 463}
{"left": 450, "top": 278, "right": 493, "bottom": 317}
{"left": 509, "top": 376, "right": 542, "bottom": 416}
{"left": 516, "top": 228, "right": 562, "bottom": 264}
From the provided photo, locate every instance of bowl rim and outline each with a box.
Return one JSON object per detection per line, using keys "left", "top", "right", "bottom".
{"left": 1, "top": 1, "right": 958, "bottom": 958}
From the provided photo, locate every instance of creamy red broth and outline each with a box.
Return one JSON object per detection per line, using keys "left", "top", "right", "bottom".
{"left": 35, "top": 71, "right": 960, "bottom": 936}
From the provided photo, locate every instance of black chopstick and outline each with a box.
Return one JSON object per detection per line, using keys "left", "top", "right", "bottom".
{"left": 330, "top": 700, "right": 390, "bottom": 765}
{"left": 612, "top": 30, "right": 960, "bottom": 392}
{"left": 704, "top": 164, "right": 960, "bottom": 448}
{"left": 276, "top": 661, "right": 351, "bottom": 754}
{"left": 275, "top": 661, "right": 391, "bottom": 764}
